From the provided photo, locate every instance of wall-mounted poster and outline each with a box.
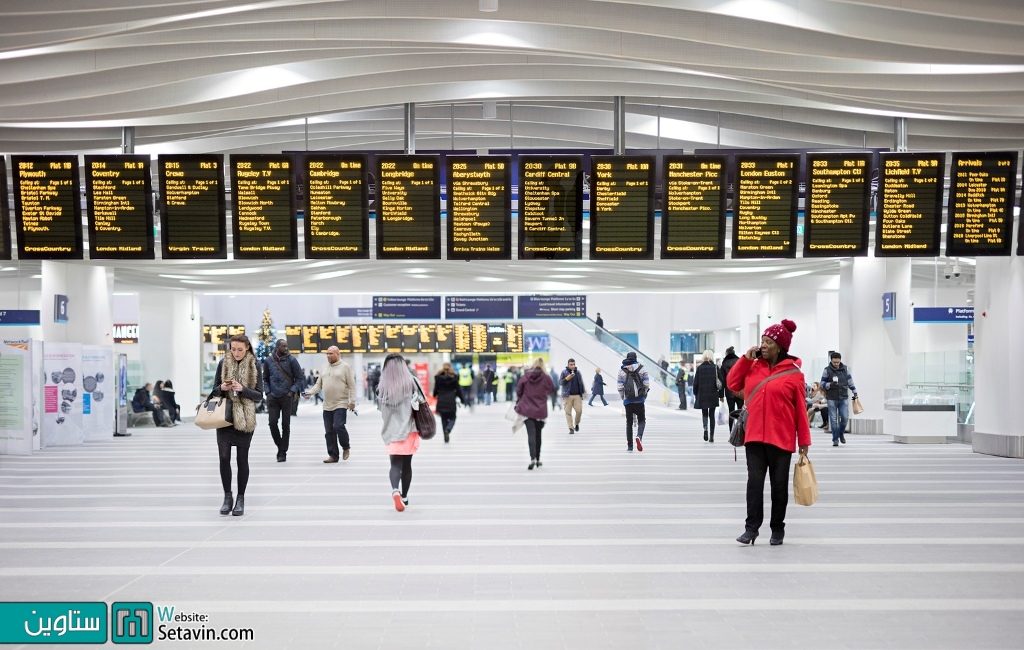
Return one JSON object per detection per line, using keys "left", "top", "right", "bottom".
{"left": 81, "top": 345, "right": 115, "bottom": 441}
{"left": 0, "top": 340, "right": 33, "bottom": 455}
{"left": 41, "top": 342, "right": 84, "bottom": 446}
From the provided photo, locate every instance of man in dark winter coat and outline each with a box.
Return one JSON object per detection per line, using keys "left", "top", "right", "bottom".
{"left": 263, "top": 339, "right": 303, "bottom": 461}
{"left": 821, "top": 352, "right": 859, "bottom": 446}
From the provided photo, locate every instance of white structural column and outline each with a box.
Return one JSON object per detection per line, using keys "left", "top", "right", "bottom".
{"left": 40, "top": 261, "right": 114, "bottom": 345}
{"left": 138, "top": 290, "right": 202, "bottom": 408}
{"left": 972, "top": 256, "right": 1024, "bottom": 457}
{"left": 838, "top": 258, "right": 911, "bottom": 431}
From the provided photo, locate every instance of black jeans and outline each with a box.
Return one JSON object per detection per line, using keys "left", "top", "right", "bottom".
{"left": 525, "top": 418, "right": 544, "bottom": 460}
{"left": 676, "top": 387, "right": 687, "bottom": 409}
{"left": 744, "top": 442, "right": 793, "bottom": 538}
{"left": 218, "top": 437, "right": 251, "bottom": 495}
{"left": 726, "top": 394, "right": 744, "bottom": 428}
{"left": 625, "top": 401, "right": 646, "bottom": 449}
{"left": 701, "top": 407, "right": 717, "bottom": 438}
{"left": 323, "top": 408, "right": 350, "bottom": 459}
{"left": 439, "top": 413, "right": 456, "bottom": 436}
{"left": 267, "top": 394, "right": 293, "bottom": 455}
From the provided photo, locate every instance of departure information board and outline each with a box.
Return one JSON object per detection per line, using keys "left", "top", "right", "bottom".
{"left": 661, "top": 155, "right": 727, "bottom": 259}
{"left": 231, "top": 155, "right": 296, "bottom": 259}
{"left": 284, "top": 323, "right": 524, "bottom": 354}
{"left": 803, "top": 153, "right": 871, "bottom": 257}
{"left": 0, "top": 157, "right": 9, "bottom": 260}
{"left": 11, "top": 155, "right": 83, "bottom": 260}
{"left": 84, "top": 155, "right": 154, "bottom": 260}
{"left": 518, "top": 155, "right": 584, "bottom": 259}
{"left": 590, "top": 156, "right": 655, "bottom": 260}
{"left": 732, "top": 154, "right": 799, "bottom": 258}
{"left": 446, "top": 156, "right": 512, "bottom": 260}
{"left": 375, "top": 155, "right": 441, "bottom": 259}
{"left": 875, "top": 153, "right": 945, "bottom": 257}
{"left": 159, "top": 154, "right": 227, "bottom": 259}
{"left": 303, "top": 153, "right": 369, "bottom": 259}
{"left": 946, "top": 152, "right": 1017, "bottom": 257}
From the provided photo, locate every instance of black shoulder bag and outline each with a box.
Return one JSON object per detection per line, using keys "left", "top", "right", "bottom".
{"left": 729, "top": 368, "right": 800, "bottom": 459}
{"left": 411, "top": 380, "right": 437, "bottom": 441}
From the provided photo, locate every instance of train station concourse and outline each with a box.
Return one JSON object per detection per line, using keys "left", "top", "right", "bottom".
{"left": 1, "top": 1, "right": 1023, "bottom": 648}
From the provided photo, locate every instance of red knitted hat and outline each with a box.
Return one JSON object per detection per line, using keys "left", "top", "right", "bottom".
{"left": 762, "top": 319, "right": 797, "bottom": 351}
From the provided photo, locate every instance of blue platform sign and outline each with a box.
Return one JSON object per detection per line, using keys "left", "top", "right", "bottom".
{"left": 337, "top": 307, "right": 373, "bottom": 318}
{"left": 0, "top": 310, "right": 41, "bottom": 326}
{"left": 445, "top": 296, "right": 514, "bottom": 319}
{"left": 913, "top": 306, "right": 974, "bottom": 323}
{"left": 882, "top": 292, "right": 896, "bottom": 321}
{"left": 372, "top": 296, "right": 442, "bottom": 319}
{"left": 518, "top": 295, "right": 587, "bottom": 318}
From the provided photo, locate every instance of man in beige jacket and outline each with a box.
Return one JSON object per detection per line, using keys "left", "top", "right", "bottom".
{"left": 304, "top": 346, "right": 357, "bottom": 463}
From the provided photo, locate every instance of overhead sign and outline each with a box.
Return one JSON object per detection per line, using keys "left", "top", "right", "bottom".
{"left": 372, "top": 295, "right": 442, "bottom": 319}
{"left": 337, "top": 307, "right": 373, "bottom": 318}
{"left": 913, "top": 307, "right": 974, "bottom": 323}
{"left": 882, "top": 292, "right": 896, "bottom": 321}
{"left": 0, "top": 310, "right": 41, "bottom": 326}
{"left": 445, "top": 296, "right": 515, "bottom": 319}
{"left": 517, "top": 295, "right": 586, "bottom": 318}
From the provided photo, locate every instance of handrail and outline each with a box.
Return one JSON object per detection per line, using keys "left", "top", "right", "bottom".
{"left": 567, "top": 318, "right": 679, "bottom": 391}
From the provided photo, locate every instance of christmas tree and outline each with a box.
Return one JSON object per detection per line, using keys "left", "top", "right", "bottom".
{"left": 255, "top": 308, "right": 275, "bottom": 361}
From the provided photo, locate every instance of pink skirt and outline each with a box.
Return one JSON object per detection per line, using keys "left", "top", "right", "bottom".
{"left": 386, "top": 431, "right": 420, "bottom": 455}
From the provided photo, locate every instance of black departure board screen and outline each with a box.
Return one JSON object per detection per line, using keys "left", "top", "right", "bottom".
{"left": 11, "top": 155, "right": 83, "bottom": 260}
{"left": 375, "top": 155, "right": 441, "bottom": 259}
{"left": 304, "top": 154, "right": 369, "bottom": 259}
{"left": 446, "top": 156, "right": 511, "bottom": 260}
{"left": 875, "top": 153, "right": 945, "bottom": 257}
{"left": 0, "top": 157, "right": 9, "bottom": 260}
{"left": 436, "top": 324, "right": 455, "bottom": 353}
{"left": 732, "top": 154, "right": 799, "bottom": 259}
{"left": 946, "top": 152, "right": 1017, "bottom": 257}
{"left": 84, "top": 155, "right": 154, "bottom": 260}
{"left": 159, "top": 155, "right": 226, "bottom": 259}
{"left": 518, "top": 155, "right": 584, "bottom": 259}
{"left": 661, "top": 155, "right": 727, "bottom": 259}
{"left": 590, "top": 156, "right": 655, "bottom": 260}
{"left": 231, "top": 155, "right": 296, "bottom": 259}
{"left": 804, "top": 153, "right": 871, "bottom": 257}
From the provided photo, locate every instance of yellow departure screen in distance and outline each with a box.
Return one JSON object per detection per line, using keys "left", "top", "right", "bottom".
{"left": 375, "top": 155, "right": 441, "bottom": 259}
{"left": 875, "top": 153, "right": 945, "bottom": 257}
{"left": 446, "top": 156, "right": 512, "bottom": 260}
{"left": 11, "top": 155, "right": 84, "bottom": 260}
{"left": 661, "top": 155, "right": 727, "bottom": 259}
{"left": 84, "top": 155, "right": 154, "bottom": 260}
{"left": 731, "top": 154, "right": 799, "bottom": 259}
{"left": 159, "top": 154, "right": 227, "bottom": 259}
{"left": 231, "top": 155, "right": 296, "bottom": 259}
{"left": 303, "top": 154, "right": 369, "bottom": 259}
{"left": 517, "top": 155, "right": 584, "bottom": 259}
{"left": 590, "top": 156, "right": 655, "bottom": 260}
{"left": 0, "top": 157, "right": 10, "bottom": 260}
{"left": 946, "top": 152, "right": 1017, "bottom": 257}
{"left": 803, "top": 153, "right": 871, "bottom": 257}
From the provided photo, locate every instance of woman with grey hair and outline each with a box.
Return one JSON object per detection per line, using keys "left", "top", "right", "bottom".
{"left": 692, "top": 349, "right": 725, "bottom": 442}
{"left": 376, "top": 353, "right": 425, "bottom": 511}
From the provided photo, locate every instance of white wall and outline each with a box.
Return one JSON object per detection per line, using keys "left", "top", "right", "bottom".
{"left": 139, "top": 290, "right": 202, "bottom": 406}
{"left": 908, "top": 287, "right": 971, "bottom": 353}
{"left": 40, "top": 262, "right": 113, "bottom": 346}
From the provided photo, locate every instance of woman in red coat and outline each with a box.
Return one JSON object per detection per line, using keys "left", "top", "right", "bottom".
{"left": 726, "top": 319, "right": 811, "bottom": 546}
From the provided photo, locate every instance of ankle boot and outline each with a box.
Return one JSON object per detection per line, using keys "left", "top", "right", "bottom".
{"left": 231, "top": 494, "right": 244, "bottom": 516}
{"left": 219, "top": 492, "right": 233, "bottom": 515}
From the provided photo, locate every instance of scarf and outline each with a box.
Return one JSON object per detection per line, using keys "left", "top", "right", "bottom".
{"left": 222, "top": 353, "right": 258, "bottom": 433}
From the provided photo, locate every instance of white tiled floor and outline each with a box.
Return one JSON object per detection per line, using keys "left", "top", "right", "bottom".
{"left": 2, "top": 399, "right": 1023, "bottom": 648}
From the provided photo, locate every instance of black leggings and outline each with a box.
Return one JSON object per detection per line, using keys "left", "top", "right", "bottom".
{"left": 389, "top": 455, "right": 413, "bottom": 498}
{"left": 525, "top": 418, "right": 544, "bottom": 460}
{"left": 218, "top": 440, "right": 251, "bottom": 495}
{"left": 701, "top": 407, "right": 717, "bottom": 437}
{"left": 440, "top": 413, "right": 456, "bottom": 435}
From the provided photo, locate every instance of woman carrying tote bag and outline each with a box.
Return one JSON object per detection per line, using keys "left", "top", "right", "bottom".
{"left": 211, "top": 334, "right": 264, "bottom": 517}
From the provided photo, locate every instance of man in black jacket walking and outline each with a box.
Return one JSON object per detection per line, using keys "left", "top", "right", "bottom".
{"left": 263, "top": 339, "right": 303, "bottom": 461}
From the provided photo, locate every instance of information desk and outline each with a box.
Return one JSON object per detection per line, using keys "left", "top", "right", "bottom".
{"left": 303, "top": 154, "right": 369, "bottom": 259}
{"left": 660, "top": 155, "right": 727, "bottom": 259}
{"left": 158, "top": 154, "right": 227, "bottom": 260}
{"left": 231, "top": 155, "right": 297, "bottom": 259}
{"left": 0, "top": 157, "right": 9, "bottom": 260}
{"left": 518, "top": 155, "right": 584, "bottom": 259}
{"left": 589, "top": 156, "right": 655, "bottom": 260}
{"left": 84, "top": 155, "right": 155, "bottom": 260}
{"left": 884, "top": 389, "right": 957, "bottom": 444}
{"left": 731, "top": 154, "right": 799, "bottom": 258}
{"left": 375, "top": 155, "right": 441, "bottom": 259}
{"left": 446, "top": 156, "right": 512, "bottom": 260}
{"left": 11, "top": 155, "right": 84, "bottom": 260}
{"left": 803, "top": 153, "right": 871, "bottom": 257}
{"left": 946, "top": 152, "right": 1017, "bottom": 257}
{"left": 875, "top": 153, "right": 945, "bottom": 257}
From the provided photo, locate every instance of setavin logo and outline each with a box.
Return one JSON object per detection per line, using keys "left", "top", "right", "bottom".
{"left": 111, "top": 602, "right": 153, "bottom": 644}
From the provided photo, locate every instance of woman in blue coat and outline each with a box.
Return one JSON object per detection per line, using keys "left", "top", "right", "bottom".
{"left": 588, "top": 368, "right": 608, "bottom": 406}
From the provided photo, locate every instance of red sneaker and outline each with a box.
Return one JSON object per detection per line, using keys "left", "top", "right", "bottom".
{"left": 635, "top": 437, "right": 643, "bottom": 452}
{"left": 392, "top": 491, "right": 405, "bottom": 512}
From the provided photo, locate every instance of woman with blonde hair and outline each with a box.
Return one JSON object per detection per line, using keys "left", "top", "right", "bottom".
{"left": 211, "top": 334, "right": 264, "bottom": 516}
{"left": 433, "top": 361, "right": 464, "bottom": 443}
{"left": 693, "top": 349, "right": 725, "bottom": 442}
{"left": 515, "top": 357, "right": 555, "bottom": 470}
{"left": 377, "top": 353, "right": 425, "bottom": 511}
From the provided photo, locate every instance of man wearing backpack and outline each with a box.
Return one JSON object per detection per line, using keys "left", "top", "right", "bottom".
{"left": 617, "top": 351, "right": 651, "bottom": 452}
